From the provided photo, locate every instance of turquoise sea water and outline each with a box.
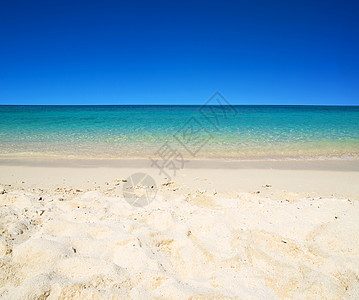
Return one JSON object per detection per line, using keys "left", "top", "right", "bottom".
{"left": 0, "top": 105, "right": 358, "bottom": 160}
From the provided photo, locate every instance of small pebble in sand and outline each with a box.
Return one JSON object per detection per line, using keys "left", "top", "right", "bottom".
{"left": 0, "top": 187, "right": 6, "bottom": 194}
{"left": 37, "top": 209, "right": 45, "bottom": 216}
{"left": 76, "top": 189, "right": 83, "bottom": 192}
{"left": 263, "top": 184, "right": 272, "bottom": 188}
{"left": 115, "top": 179, "right": 127, "bottom": 182}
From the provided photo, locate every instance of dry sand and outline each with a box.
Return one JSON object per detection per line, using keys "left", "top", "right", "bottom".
{"left": 1, "top": 159, "right": 359, "bottom": 299}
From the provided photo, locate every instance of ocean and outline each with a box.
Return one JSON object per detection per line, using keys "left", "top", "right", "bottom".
{"left": 0, "top": 105, "right": 358, "bottom": 160}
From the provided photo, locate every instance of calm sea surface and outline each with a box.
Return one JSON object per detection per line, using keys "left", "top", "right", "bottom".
{"left": 0, "top": 105, "right": 358, "bottom": 160}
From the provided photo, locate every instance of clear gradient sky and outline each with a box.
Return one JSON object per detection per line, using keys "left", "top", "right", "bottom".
{"left": 1, "top": 0, "right": 358, "bottom": 105}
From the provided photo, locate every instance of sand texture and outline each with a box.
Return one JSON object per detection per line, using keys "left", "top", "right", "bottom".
{"left": 1, "top": 163, "right": 359, "bottom": 299}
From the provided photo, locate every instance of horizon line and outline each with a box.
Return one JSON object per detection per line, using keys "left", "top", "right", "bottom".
{"left": 0, "top": 104, "right": 359, "bottom": 107}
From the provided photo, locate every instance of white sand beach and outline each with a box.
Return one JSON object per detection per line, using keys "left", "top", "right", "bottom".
{"left": 2, "top": 0, "right": 359, "bottom": 297}
{"left": 1, "top": 160, "right": 359, "bottom": 299}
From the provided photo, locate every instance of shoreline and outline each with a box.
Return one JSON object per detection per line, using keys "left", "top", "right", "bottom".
{"left": 1, "top": 157, "right": 359, "bottom": 171}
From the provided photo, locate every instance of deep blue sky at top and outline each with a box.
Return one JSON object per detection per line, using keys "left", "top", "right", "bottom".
{"left": 0, "top": 0, "right": 358, "bottom": 105}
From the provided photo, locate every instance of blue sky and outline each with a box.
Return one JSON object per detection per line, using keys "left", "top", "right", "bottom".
{"left": 0, "top": 0, "right": 358, "bottom": 105}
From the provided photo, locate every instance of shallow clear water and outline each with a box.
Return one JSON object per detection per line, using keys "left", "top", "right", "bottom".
{"left": 0, "top": 105, "right": 358, "bottom": 160}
